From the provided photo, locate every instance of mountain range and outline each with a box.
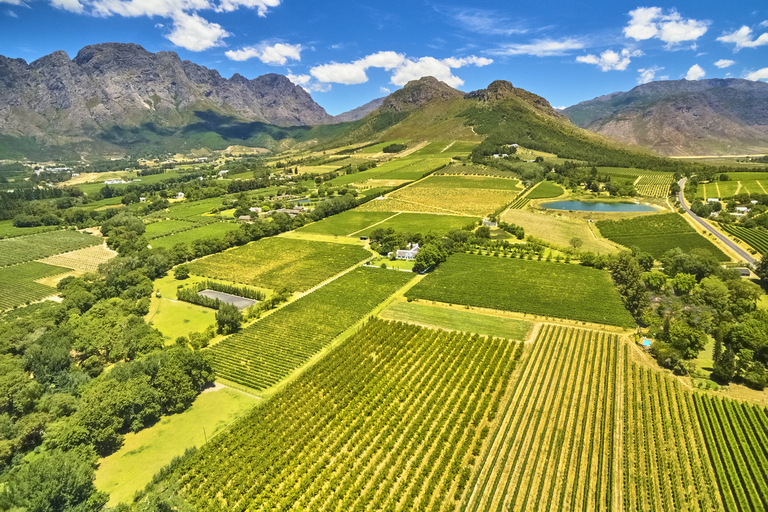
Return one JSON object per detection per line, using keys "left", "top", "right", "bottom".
{"left": 0, "top": 43, "right": 767, "bottom": 160}
{"left": 563, "top": 79, "right": 768, "bottom": 156}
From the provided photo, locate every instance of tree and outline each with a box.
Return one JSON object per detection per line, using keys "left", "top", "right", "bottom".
{"left": 0, "top": 448, "right": 108, "bottom": 512}
{"left": 569, "top": 237, "right": 583, "bottom": 250}
{"left": 671, "top": 273, "right": 697, "bottom": 295}
{"left": 712, "top": 348, "right": 736, "bottom": 382}
{"left": 643, "top": 271, "right": 667, "bottom": 291}
{"left": 754, "top": 256, "right": 768, "bottom": 281}
{"left": 216, "top": 303, "right": 242, "bottom": 334}
{"left": 174, "top": 264, "right": 190, "bottom": 280}
{"left": 413, "top": 243, "right": 448, "bottom": 273}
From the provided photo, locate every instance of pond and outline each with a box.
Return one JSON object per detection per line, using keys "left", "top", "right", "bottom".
{"left": 541, "top": 200, "right": 656, "bottom": 212}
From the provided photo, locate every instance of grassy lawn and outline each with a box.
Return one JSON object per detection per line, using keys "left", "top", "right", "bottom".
{"left": 144, "top": 219, "right": 198, "bottom": 239}
{"left": 369, "top": 256, "right": 415, "bottom": 270}
{"left": 95, "top": 387, "right": 259, "bottom": 507}
{"left": 526, "top": 180, "right": 565, "bottom": 199}
{"left": 186, "top": 237, "right": 371, "bottom": 292}
{"left": 406, "top": 253, "right": 635, "bottom": 327}
{"left": 380, "top": 300, "right": 531, "bottom": 340}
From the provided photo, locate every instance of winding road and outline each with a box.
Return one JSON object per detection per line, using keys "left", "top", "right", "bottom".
{"left": 677, "top": 177, "right": 755, "bottom": 265}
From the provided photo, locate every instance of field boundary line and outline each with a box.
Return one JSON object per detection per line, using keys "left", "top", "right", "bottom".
{"left": 440, "top": 140, "right": 456, "bottom": 153}
{"left": 758, "top": 181, "right": 767, "bottom": 194}
{"left": 347, "top": 212, "right": 401, "bottom": 237}
{"left": 410, "top": 300, "right": 633, "bottom": 334}
{"left": 715, "top": 181, "right": 722, "bottom": 198}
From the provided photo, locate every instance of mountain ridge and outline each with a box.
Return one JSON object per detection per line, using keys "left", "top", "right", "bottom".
{"left": 563, "top": 78, "right": 768, "bottom": 156}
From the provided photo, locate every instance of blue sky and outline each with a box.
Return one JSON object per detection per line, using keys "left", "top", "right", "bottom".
{"left": 1, "top": 0, "right": 767, "bottom": 115}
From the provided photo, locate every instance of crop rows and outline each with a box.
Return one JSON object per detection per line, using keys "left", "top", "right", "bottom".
{"left": 167, "top": 319, "right": 524, "bottom": 511}
{"left": 0, "top": 230, "right": 102, "bottom": 267}
{"left": 720, "top": 224, "right": 768, "bottom": 254}
{"left": 210, "top": 267, "right": 413, "bottom": 390}
{"left": 635, "top": 174, "right": 674, "bottom": 197}
{"left": 508, "top": 197, "right": 530, "bottom": 209}
{"left": 623, "top": 353, "right": 724, "bottom": 512}
{"left": 525, "top": 181, "right": 564, "bottom": 199}
{"left": 465, "top": 325, "right": 619, "bottom": 512}
{"left": 0, "top": 262, "right": 70, "bottom": 310}
{"left": 694, "top": 394, "right": 768, "bottom": 512}
{"left": 37, "top": 244, "right": 117, "bottom": 273}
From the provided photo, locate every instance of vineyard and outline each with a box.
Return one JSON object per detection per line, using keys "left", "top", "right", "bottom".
{"left": 143, "top": 219, "right": 199, "bottom": 239}
{"left": 720, "top": 224, "right": 768, "bottom": 254}
{"left": 186, "top": 237, "right": 371, "bottom": 292}
{"left": 0, "top": 230, "right": 103, "bottom": 267}
{"left": 526, "top": 180, "right": 565, "bottom": 199}
{"left": 634, "top": 174, "right": 674, "bottom": 197}
{"left": 358, "top": 176, "right": 522, "bottom": 216}
{"left": 296, "top": 211, "right": 395, "bottom": 236}
{"left": 406, "top": 253, "right": 635, "bottom": 327}
{"left": 466, "top": 325, "right": 620, "bottom": 511}
{"left": 0, "top": 262, "right": 70, "bottom": 310}
{"left": 210, "top": 267, "right": 413, "bottom": 390}
{"left": 508, "top": 197, "right": 531, "bottom": 209}
{"left": 357, "top": 213, "right": 478, "bottom": 236}
{"left": 596, "top": 213, "right": 729, "bottom": 260}
{"left": 161, "top": 319, "right": 525, "bottom": 511}
{"left": 37, "top": 244, "right": 117, "bottom": 273}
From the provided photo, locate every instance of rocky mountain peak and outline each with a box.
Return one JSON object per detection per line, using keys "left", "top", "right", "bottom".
{"left": 380, "top": 76, "right": 464, "bottom": 113}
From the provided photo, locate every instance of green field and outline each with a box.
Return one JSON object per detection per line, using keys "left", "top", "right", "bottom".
{"left": 95, "top": 386, "right": 258, "bottom": 507}
{"left": 187, "top": 237, "right": 371, "bottom": 292}
{"left": 148, "top": 222, "right": 241, "bottom": 250}
{"left": 0, "top": 261, "right": 70, "bottom": 310}
{"left": 380, "top": 301, "right": 531, "bottom": 340}
{"left": 150, "top": 320, "right": 524, "bottom": 510}
{"left": 0, "top": 220, "right": 60, "bottom": 239}
{"left": 144, "top": 219, "right": 198, "bottom": 239}
{"left": 210, "top": 267, "right": 414, "bottom": 390}
{"left": 355, "top": 139, "right": 408, "bottom": 154}
{"left": 0, "top": 230, "right": 103, "bottom": 267}
{"left": 296, "top": 211, "right": 395, "bottom": 236}
{"left": 162, "top": 198, "right": 223, "bottom": 221}
{"left": 596, "top": 213, "right": 729, "bottom": 260}
{"left": 406, "top": 253, "right": 634, "bottom": 327}
{"left": 358, "top": 212, "right": 478, "bottom": 236}
{"left": 330, "top": 150, "right": 451, "bottom": 186}
{"left": 525, "top": 180, "right": 564, "bottom": 199}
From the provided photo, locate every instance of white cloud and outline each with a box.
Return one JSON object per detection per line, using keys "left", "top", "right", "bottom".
{"left": 443, "top": 7, "right": 528, "bottom": 36}
{"left": 714, "top": 59, "right": 735, "bottom": 68}
{"left": 0, "top": 0, "right": 27, "bottom": 5}
{"left": 226, "top": 43, "right": 301, "bottom": 65}
{"left": 6, "top": 8, "right": 18, "bottom": 15}
{"left": 717, "top": 26, "right": 768, "bottom": 51}
{"left": 166, "top": 11, "right": 229, "bottom": 51}
{"left": 760, "top": 20, "right": 768, "bottom": 28}
{"left": 554, "top": 106, "right": 566, "bottom": 110}
{"left": 309, "top": 52, "right": 492, "bottom": 88}
{"left": 624, "top": 7, "right": 709, "bottom": 47}
{"left": 380, "top": 86, "right": 391, "bottom": 94}
{"left": 685, "top": 64, "right": 705, "bottom": 80}
{"left": 46, "top": 0, "right": 282, "bottom": 51}
{"left": 491, "top": 38, "right": 584, "bottom": 57}
{"left": 310, "top": 61, "right": 369, "bottom": 85}
{"left": 215, "top": 0, "right": 278, "bottom": 15}
{"left": 286, "top": 74, "right": 311, "bottom": 86}
{"left": 50, "top": 0, "right": 84, "bottom": 13}
{"left": 576, "top": 49, "right": 642, "bottom": 71}
{"left": 745, "top": 68, "right": 768, "bottom": 81}
{"left": 637, "top": 65, "right": 665, "bottom": 84}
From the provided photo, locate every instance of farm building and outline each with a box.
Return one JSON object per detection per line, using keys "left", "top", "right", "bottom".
{"left": 736, "top": 206, "right": 750, "bottom": 213}
{"left": 104, "top": 179, "right": 126, "bottom": 184}
{"left": 707, "top": 198, "right": 720, "bottom": 203}
{"left": 238, "top": 215, "right": 252, "bottom": 221}
{"left": 483, "top": 218, "right": 498, "bottom": 228}
{"left": 389, "top": 243, "right": 420, "bottom": 260}
{"left": 249, "top": 207, "right": 262, "bottom": 213}
{"left": 176, "top": 192, "right": 185, "bottom": 199}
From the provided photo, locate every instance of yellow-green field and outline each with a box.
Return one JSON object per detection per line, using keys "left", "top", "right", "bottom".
{"left": 95, "top": 386, "right": 259, "bottom": 507}
{"left": 501, "top": 209, "right": 619, "bottom": 253}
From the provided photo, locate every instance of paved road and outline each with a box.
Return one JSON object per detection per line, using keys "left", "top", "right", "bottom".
{"left": 677, "top": 178, "right": 755, "bottom": 265}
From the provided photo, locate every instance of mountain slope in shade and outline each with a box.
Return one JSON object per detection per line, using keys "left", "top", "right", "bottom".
{"left": 0, "top": 43, "right": 332, "bottom": 147}
{"left": 563, "top": 79, "right": 768, "bottom": 156}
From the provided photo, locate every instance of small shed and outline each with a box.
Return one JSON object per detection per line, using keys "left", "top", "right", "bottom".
{"left": 238, "top": 215, "right": 252, "bottom": 221}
